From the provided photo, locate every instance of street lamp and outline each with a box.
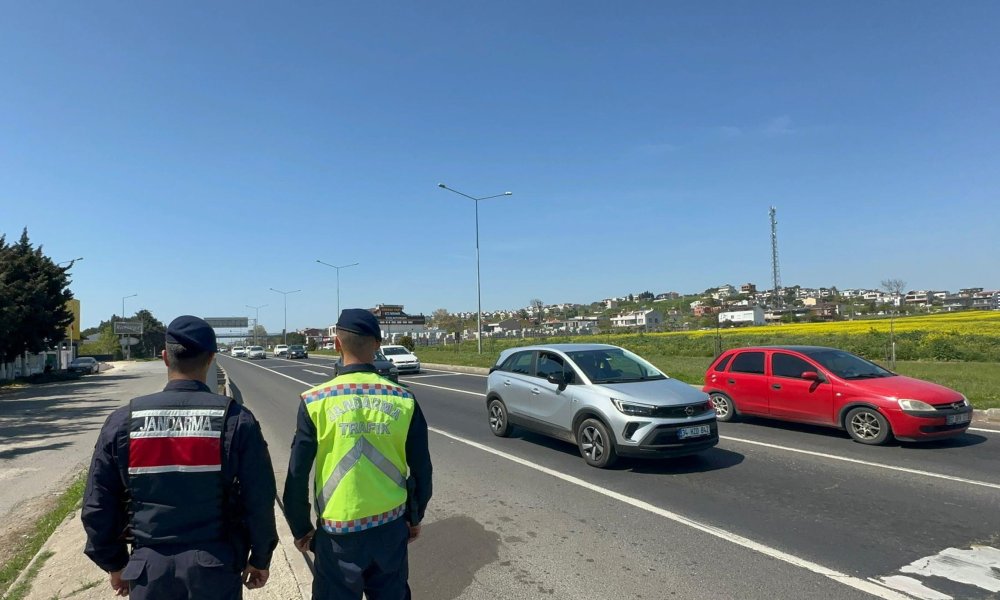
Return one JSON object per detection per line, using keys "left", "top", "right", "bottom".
{"left": 315, "top": 260, "right": 359, "bottom": 321}
{"left": 438, "top": 183, "right": 513, "bottom": 354}
{"left": 246, "top": 304, "right": 267, "bottom": 346}
{"left": 57, "top": 257, "right": 84, "bottom": 267}
{"left": 121, "top": 293, "right": 137, "bottom": 360}
{"left": 269, "top": 288, "right": 301, "bottom": 345}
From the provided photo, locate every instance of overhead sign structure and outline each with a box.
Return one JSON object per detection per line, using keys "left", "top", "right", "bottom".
{"left": 204, "top": 317, "right": 249, "bottom": 329}
{"left": 114, "top": 321, "right": 144, "bottom": 335}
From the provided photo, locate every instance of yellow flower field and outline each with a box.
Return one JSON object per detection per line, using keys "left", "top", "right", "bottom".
{"left": 679, "top": 311, "right": 1000, "bottom": 338}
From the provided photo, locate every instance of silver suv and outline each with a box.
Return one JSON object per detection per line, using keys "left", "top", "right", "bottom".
{"left": 486, "top": 344, "right": 718, "bottom": 468}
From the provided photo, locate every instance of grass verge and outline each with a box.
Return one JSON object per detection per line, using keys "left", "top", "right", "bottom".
{"left": 0, "top": 471, "right": 87, "bottom": 597}
{"left": 414, "top": 348, "right": 1000, "bottom": 409}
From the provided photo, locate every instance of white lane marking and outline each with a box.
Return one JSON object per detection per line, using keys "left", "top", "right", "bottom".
{"left": 873, "top": 576, "right": 952, "bottom": 600}
{"left": 899, "top": 546, "right": 1000, "bottom": 593}
{"left": 968, "top": 427, "right": 1000, "bottom": 434}
{"left": 220, "top": 356, "right": 312, "bottom": 386}
{"left": 427, "top": 426, "right": 910, "bottom": 600}
{"left": 404, "top": 380, "right": 486, "bottom": 397}
{"left": 720, "top": 436, "right": 1000, "bottom": 491}
{"left": 404, "top": 373, "right": 465, "bottom": 380}
{"left": 404, "top": 379, "right": 1000, "bottom": 492}
{"left": 303, "top": 369, "right": 330, "bottom": 377}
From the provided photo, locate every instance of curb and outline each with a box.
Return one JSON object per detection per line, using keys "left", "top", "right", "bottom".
{"left": 984, "top": 408, "right": 1000, "bottom": 423}
{"left": 422, "top": 362, "right": 489, "bottom": 375}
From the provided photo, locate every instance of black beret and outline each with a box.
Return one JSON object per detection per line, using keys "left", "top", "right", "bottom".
{"left": 166, "top": 315, "right": 218, "bottom": 354}
{"left": 336, "top": 308, "right": 382, "bottom": 339}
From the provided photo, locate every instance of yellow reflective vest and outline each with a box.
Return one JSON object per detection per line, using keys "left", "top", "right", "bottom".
{"left": 301, "top": 371, "right": 415, "bottom": 533}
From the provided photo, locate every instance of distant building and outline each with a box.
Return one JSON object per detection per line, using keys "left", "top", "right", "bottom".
{"left": 719, "top": 307, "right": 765, "bottom": 326}
{"left": 740, "top": 283, "right": 757, "bottom": 295}
{"left": 611, "top": 309, "right": 662, "bottom": 331}
{"left": 369, "top": 304, "right": 427, "bottom": 336}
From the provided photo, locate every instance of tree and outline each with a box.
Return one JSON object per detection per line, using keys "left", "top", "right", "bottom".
{"left": 286, "top": 332, "right": 306, "bottom": 345}
{"left": 881, "top": 278, "right": 907, "bottom": 368}
{"left": 0, "top": 229, "right": 75, "bottom": 363}
{"left": 399, "top": 335, "right": 415, "bottom": 351}
{"left": 132, "top": 309, "right": 166, "bottom": 359}
{"left": 530, "top": 299, "right": 544, "bottom": 325}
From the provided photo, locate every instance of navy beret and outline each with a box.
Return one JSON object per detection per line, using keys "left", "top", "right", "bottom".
{"left": 336, "top": 308, "right": 381, "bottom": 339}
{"left": 166, "top": 315, "right": 218, "bottom": 353}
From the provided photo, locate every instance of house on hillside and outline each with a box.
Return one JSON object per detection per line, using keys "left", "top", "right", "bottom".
{"left": 611, "top": 309, "right": 663, "bottom": 332}
{"left": 719, "top": 307, "right": 765, "bottom": 326}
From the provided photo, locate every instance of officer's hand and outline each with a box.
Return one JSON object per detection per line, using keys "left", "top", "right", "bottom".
{"left": 242, "top": 566, "right": 269, "bottom": 589}
{"left": 407, "top": 523, "right": 421, "bottom": 543}
{"left": 294, "top": 529, "right": 315, "bottom": 553}
{"left": 108, "top": 570, "right": 128, "bottom": 596}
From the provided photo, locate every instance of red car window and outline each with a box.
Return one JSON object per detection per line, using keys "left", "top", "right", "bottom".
{"left": 730, "top": 351, "right": 765, "bottom": 374}
{"left": 771, "top": 353, "right": 815, "bottom": 379}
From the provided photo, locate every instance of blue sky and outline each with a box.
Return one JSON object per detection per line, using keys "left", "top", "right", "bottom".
{"left": 2, "top": 2, "right": 998, "bottom": 331}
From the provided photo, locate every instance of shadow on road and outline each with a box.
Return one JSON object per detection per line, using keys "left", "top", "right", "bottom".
{"left": 409, "top": 515, "right": 500, "bottom": 600}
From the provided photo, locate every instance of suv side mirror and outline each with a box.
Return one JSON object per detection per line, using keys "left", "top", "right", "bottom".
{"left": 546, "top": 372, "right": 568, "bottom": 391}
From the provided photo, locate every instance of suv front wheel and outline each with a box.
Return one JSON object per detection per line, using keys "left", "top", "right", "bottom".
{"left": 577, "top": 418, "right": 617, "bottom": 468}
{"left": 488, "top": 398, "right": 513, "bottom": 437}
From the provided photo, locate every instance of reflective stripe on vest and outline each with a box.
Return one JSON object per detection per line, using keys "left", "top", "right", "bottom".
{"left": 302, "top": 372, "right": 415, "bottom": 533}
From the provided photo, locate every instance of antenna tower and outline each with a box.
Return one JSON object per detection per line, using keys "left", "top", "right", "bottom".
{"left": 770, "top": 206, "right": 781, "bottom": 309}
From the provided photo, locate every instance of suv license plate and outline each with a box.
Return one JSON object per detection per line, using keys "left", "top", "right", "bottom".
{"left": 678, "top": 425, "right": 711, "bottom": 440}
{"left": 947, "top": 413, "right": 971, "bottom": 425}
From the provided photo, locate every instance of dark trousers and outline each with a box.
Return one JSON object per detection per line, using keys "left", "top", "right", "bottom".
{"left": 122, "top": 543, "right": 242, "bottom": 600}
{"left": 313, "top": 517, "right": 411, "bottom": 600}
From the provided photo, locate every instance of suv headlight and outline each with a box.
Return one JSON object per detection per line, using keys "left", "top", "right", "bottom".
{"left": 611, "top": 398, "right": 656, "bottom": 417}
{"left": 897, "top": 399, "right": 934, "bottom": 411}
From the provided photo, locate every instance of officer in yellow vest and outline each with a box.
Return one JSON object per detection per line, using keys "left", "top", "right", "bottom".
{"left": 283, "top": 309, "right": 432, "bottom": 599}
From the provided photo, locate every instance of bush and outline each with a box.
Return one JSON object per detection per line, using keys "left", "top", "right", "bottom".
{"left": 398, "top": 336, "right": 415, "bottom": 351}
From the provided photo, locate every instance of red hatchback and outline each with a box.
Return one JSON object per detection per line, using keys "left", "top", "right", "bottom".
{"left": 703, "top": 346, "right": 973, "bottom": 444}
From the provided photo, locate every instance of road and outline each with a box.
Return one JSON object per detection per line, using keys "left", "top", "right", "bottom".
{"left": 219, "top": 354, "right": 1000, "bottom": 600}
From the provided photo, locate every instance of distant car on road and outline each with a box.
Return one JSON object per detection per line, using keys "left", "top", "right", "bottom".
{"left": 247, "top": 346, "right": 266, "bottom": 360}
{"left": 486, "top": 343, "right": 717, "bottom": 468}
{"left": 703, "top": 346, "right": 973, "bottom": 445}
{"left": 68, "top": 357, "right": 100, "bottom": 374}
{"left": 232, "top": 346, "right": 247, "bottom": 357}
{"left": 323, "top": 342, "right": 335, "bottom": 350}
{"left": 273, "top": 344, "right": 289, "bottom": 358}
{"left": 334, "top": 350, "right": 399, "bottom": 383}
{"left": 287, "top": 344, "right": 308, "bottom": 359}
{"left": 218, "top": 347, "right": 229, "bottom": 353}
{"left": 380, "top": 345, "right": 420, "bottom": 373}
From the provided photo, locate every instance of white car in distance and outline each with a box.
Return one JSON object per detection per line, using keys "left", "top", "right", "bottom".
{"left": 232, "top": 346, "right": 247, "bottom": 357}
{"left": 381, "top": 345, "right": 420, "bottom": 374}
{"left": 273, "top": 344, "right": 289, "bottom": 358}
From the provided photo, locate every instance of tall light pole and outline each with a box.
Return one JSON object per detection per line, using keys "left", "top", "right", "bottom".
{"left": 438, "top": 183, "right": 513, "bottom": 353}
{"left": 269, "top": 288, "right": 301, "bottom": 345}
{"left": 121, "top": 293, "right": 137, "bottom": 360}
{"left": 246, "top": 304, "right": 267, "bottom": 346}
{"left": 57, "top": 257, "right": 84, "bottom": 267}
{"left": 315, "top": 260, "right": 359, "bottom": 321}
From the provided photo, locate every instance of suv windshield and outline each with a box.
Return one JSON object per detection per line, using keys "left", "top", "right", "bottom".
{"left": 805, "top": 350, "right": 894, "bottom": 380}
{"left": 382, "top": 347, "right": 409, "bottom": 355}
{"left": 565, "top": 348, "right": 666, "bottom": 384}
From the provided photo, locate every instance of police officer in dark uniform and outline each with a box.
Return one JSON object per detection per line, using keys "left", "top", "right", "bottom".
{"left": 283, "top": 309, "right": 432, "bottom": 600}
{"left": 82, "top": 315, "right": 279, "bottom": 599}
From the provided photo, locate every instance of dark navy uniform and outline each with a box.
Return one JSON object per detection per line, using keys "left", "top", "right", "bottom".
{"left": 82, "top": 316, "right": 278, "bottom": 599}
{"left": 283, "top": 309, "right": 433, "bottom": 600}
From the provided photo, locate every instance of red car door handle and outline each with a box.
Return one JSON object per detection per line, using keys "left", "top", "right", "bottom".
{"left": 727, "top": 379, "right": 735, "bottom": 384}
{"left": 771, "top": 384, "right": 782, "bottom": 390}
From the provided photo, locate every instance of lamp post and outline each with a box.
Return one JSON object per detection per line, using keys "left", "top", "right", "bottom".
{"left": 315, "top": 260, "right": 359, "bottom": 321}
{"left": 246, "top": 304, "right": 267, "bottom": 346}
{"left": 121, "top": 293, "right": 137, "bottom": 360}
{"left": 269, "top": 288, "right": 301, "bottom": 345}
{"left": 438, "top": 183, "right": 513, "bottom": 354}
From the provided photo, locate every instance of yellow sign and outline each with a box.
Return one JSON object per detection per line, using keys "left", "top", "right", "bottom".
{"left": 66, "top": 299, "right": 81, "bottom": 340}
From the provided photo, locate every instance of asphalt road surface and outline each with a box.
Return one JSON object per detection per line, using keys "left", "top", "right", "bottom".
{"left": 219, "top": 354, "right": 1000, "bottom": 600}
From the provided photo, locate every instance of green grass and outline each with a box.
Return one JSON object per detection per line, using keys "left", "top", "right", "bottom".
{"left": 3, "top": 551, "right": 53, "bottom": 600}
{"left": 414, "top": 347, "right": 1000, "bottom": 409}
{"left": 0, "top": 471, "right": 87, "bottom": 597}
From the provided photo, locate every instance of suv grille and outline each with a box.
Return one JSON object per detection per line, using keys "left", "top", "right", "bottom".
{"left": 650, "top": 402, "right": 712, "bottom": 418}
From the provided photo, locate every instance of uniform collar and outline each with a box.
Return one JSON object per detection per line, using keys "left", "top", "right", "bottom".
{"left": 164, "top": 379, "right": 212, "bottom": 393}
{"left": 337, "top": 363, "right": 377, "bottom": 375}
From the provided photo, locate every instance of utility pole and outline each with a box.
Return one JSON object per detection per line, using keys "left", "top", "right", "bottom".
{"left": 770, "top": 206, "right": 781, "bottom": 313}
{"left": 246, "top": 304, "right": 267, "bottom": 346}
